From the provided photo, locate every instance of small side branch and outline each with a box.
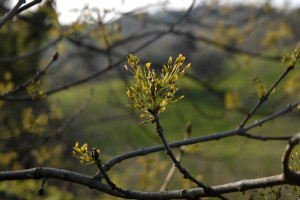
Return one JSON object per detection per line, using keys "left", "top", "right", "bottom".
{"left": 239, "top": 66, "right": 294, "bottom": 128}
{"left": 244, "top": 100, "right": 300, "bottom": 131}
{"left": 94, "top": 154, "right": 128, "bottom": 197}
{"left": 240, "top": 132, "right": 291, "bottom": 141}
{"left": 38, "top": 178, "right": 47, "bottom": 196}
{"left": 16, "top": 0, "right": 42, "bottom": 15}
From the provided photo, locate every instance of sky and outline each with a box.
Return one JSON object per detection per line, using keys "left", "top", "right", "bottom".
{"left": 8, "top": 0, "right": 300, "bottom": 24}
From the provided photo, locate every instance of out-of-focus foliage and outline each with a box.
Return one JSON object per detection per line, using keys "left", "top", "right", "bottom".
{"left": 216, "top": 20, "right": 244, "bottom": 45}
{"left": 0, "top": 180, "right": 75, "bottom": 200}
{"left": 290, "top": 152, "right": 300, "bottom": 197}
{"left": 263, "top": 21, "right": 292, "bottom": 48}
{"left": 0, "top": 71, "right": 14, "bottom": 107}
{"left": 284, "top": 71, "right": 300, "bottom": 96}
{"left": 281, "top": 47, "right": 300, "bottom": 68}
{"left": 252, "top": 76, "right": 268, "bottom": 98}
{"left": 224, "top": 91, "right": 242, "bottom": 109}
{"left": 137, "top": 154, "right": 168, "bottom": 190}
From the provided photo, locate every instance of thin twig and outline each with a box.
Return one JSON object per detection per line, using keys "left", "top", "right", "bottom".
{"left": 244, "top": 100, "right": 300, "bottom": 131}
{"left": 38, "top": 177, "right": 47, "bottom": 196}
{"left": 238, "top": 66, "right": 294, "bottom": 128}
{"left": 94, "top": 155, "right": 128, "bottom": 197}
{"left": 103, "top": 118, "right": 296, "bottom": 172}
{"left": 160, "top": 123, "right": 192, "bottom": 191}
{"left": 240, "top": 132, "right": 291, "bottom": 141}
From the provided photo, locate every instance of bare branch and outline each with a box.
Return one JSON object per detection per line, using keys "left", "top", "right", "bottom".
{"left": 0, "top": 168, "right": 123, "bottom": 198}
{"left": 0, "top": 167, "right": 290, "bottom": 199}
{"left": 94, "top": 156, "right": 128, "bottom": 197}
{"left": 160, "top": 123, "right": 192, "bottom": 191}
{"left": 104, "top": 123, "right": 295, "bottom": 172}
{"left": 240, "top": 132, "right": 291, "bottom": 141}
{"left": 103, "top": 129, "right": 240, "bottom": 172}
{"left": 16, "top": 0, "right": 43, "bottom": 15}
{"left": 244, "top": 100, "right": 300, "bottom": 131}
{"left": 38, "top": 178, "right": 46, "bottom": 196}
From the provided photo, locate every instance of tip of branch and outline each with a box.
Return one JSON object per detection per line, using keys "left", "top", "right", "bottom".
{"left": 52, "top": 51, "right": 59, "bottom": 61}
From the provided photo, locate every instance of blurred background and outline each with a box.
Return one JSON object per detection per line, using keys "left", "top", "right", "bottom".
{"left": 0, "top": 0, "right": 300, "bottom": 199}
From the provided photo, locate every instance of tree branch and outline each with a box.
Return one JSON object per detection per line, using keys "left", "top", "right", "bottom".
{"left": 0, "top": 167, "right": 289, "bottom": 199}
{"left": 151, "top": 110, "right": 227, "bottom": 199}
{"left": 238, "top": 66, "right": 294, "bottom": 128}
{"left": 103, "top": 129, "right": 240, "bottom": 172}
{"left": 1, "top": 133, "right": 300, "bottom": 199}
{"left": 160, "top": 123, "right": 192, "bottom": 191}
{"left": 244, "top": 100, "right": 300, "bottom": 131}
{"left": 16, "top": 0, "right": 43, "bottom": 15}
{"left": 0, "top": 0, "right": 26, "bottom": 29}
{"left": 240, "top": 132, "right": 291, "bottom": 141}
